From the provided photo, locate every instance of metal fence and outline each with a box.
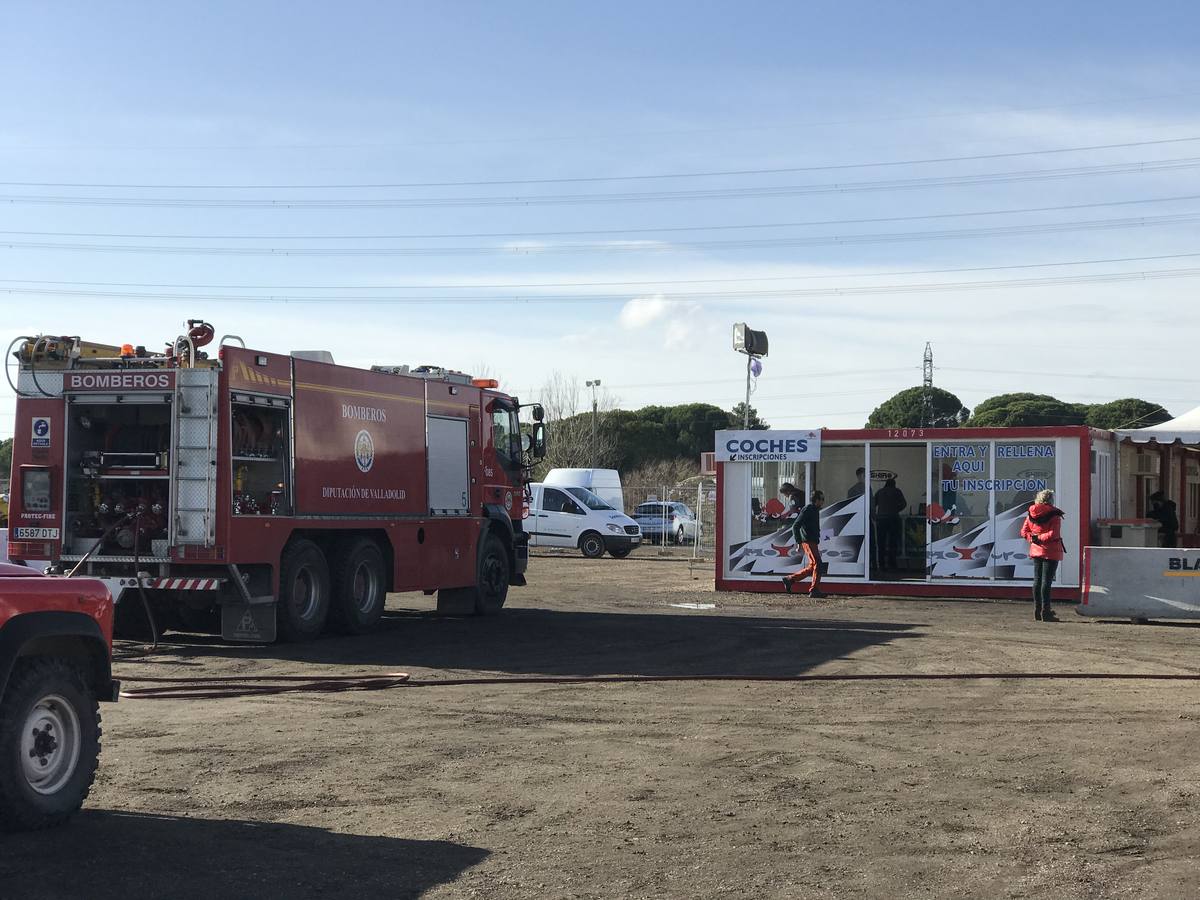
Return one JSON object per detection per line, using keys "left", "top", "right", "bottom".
{"left": 623, "top": 479, "right": 717, "bottom": 559}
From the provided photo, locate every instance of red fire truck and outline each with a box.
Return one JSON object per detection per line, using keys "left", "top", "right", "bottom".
{"left": 0, "top": 564, "right": 117, "bottom": 831}
{"left": 4, "top": 322, "right": 546, "bottom": 642}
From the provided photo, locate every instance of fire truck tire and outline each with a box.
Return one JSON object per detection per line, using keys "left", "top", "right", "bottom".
{"left": 329, "top": 539, "right": 386, "bottom": 634}
{"left": 474, "top": 533, "right": 510, "bottom": 615}
{"left": 579, "top": 531, "right": 605, "bottom": 559}
{"left": 436, "top": 533, "right": 510, "bottom": 616}
{"left": 278, "top": 539, "right": 332, "bottom": 642}
{"left": 0, "top": 658, "right": 101, "bottom": 832}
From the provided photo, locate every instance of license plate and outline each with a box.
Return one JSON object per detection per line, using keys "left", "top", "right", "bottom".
{"left": 14, "top": 527, "right": 59, "bottom": 539}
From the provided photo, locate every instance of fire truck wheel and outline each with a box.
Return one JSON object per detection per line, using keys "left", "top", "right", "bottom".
{"left": 475, "top": 533, "right": 510, "bottom": 615}
{"left": 579, "top": 531, "right": 605, "bottom": 559}
{"left": 0, "top": 658, "right": 101, "bottom": 832}
{"left": 278, "top": 539, "right": 332, "bottom": 642}
{"left": 330, "top": 539, "right": 386, "bottom": 634}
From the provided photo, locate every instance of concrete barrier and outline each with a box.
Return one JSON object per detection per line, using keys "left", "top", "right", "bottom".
{"left": 1080, "top": 546, "right": 1200, "bottom": 620}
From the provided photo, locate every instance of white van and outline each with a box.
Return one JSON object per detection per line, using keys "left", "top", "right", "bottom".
{"left": 543, "top": 468, "right": 625, "bottom": 513}
{"left": 528, "top": 483, "right": 642, "bottom": 558}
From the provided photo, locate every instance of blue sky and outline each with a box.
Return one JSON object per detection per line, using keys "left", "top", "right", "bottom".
{"left": 3, "top": 1, "right": 1200, "bottom": 440}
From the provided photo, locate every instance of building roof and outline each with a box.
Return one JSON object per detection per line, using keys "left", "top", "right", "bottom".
{"left": 1116, "top": 405, "right": 1200, "bottom": 444}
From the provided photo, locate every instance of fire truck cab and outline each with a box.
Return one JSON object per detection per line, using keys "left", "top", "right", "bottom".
{"left": 5, "top": 323, "right": 546, "bottom": 642}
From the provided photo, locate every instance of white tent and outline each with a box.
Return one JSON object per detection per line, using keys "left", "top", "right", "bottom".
{"left": 1116, "top": 405, "right": 1200, "bottom": 444}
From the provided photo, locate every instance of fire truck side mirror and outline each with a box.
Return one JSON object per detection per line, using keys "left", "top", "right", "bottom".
{"left": 530, "top": 423, "right": 547, "bottom": 459}
{"left": 530, "top": 404, "right": 545, "bottom": 422}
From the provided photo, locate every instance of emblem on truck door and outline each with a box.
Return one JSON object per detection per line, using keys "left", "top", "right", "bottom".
{"left": 354, "top": 430, "right": 375, "bottom": 473}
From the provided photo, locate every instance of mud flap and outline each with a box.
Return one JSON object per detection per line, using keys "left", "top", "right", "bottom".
{"left": 221, "top": 601, "right": 277, "bottom": 643}
{"left": 435, "top": 587, "right": 476, "bottom": 616}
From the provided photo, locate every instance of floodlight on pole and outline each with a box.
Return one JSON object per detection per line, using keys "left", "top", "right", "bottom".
{"left": 586, "top": 379, "right": 601, "bottom": 466}
{"left": 732, "top": 323, "right": 768, "bottom": 429}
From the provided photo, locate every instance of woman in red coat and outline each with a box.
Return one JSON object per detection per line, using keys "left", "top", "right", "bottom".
{"left": 1020, "top": 489, "right": 1066, "bottom": 622}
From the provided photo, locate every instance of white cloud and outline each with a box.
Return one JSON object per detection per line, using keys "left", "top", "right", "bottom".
{"left": 618, "top": 294, "right": 671, "bottom": 329}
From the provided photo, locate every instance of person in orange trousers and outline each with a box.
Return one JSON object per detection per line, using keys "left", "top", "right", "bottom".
{"left": 782, "top": 489, "right": 826, "bottom": 598}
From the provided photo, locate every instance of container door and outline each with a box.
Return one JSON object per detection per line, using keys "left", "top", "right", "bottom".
{"left": 928, "top": 440, "right": 993, "bottom": 579}
{"left": 992, "top": 439, "right": 1057, "bottom": 580}
{"left": 810, "top": 444, "right": 869, "bottom": 579}
{"left": 427, "top": 416, "right": 470, "bottom": 515}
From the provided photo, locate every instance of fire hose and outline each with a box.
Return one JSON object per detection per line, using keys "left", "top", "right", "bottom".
{"left": 115, "top": 669, "right": 1200, "bottom": 701}
{"left": 67, "top": 509, "right": 160, "bottom": 649}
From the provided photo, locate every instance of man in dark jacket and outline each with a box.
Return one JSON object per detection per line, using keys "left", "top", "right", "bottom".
{"left": 874, "top": 478, "right": 907, "bottom": 572}
{"left": 782, "top": 490, "right": 826, "bottom": 598}
{"left": 1148, "top": 491, "right": 1179, "bottom": 548}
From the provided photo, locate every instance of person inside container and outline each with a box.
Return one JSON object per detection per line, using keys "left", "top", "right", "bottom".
{"left": 874, "top": 477, "right": 907, "bottom": 573}
{"left": 782, "top": 489, "right": 826, "bottom": 599}
{"left": 1148, "top": 491, "right": 1179, "bottom": 548}
{"left": 1020, "top": 489, "right": 1065, "bottom": 622}
{"left": 778, "top": 482, "right": 803, "bottom": 517}
{"left": 846, "top": 467, "right": 867, "bottom": 499}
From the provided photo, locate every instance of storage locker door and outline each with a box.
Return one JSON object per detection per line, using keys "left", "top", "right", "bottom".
{"left": 173, "top": 368, "right": 219, "bottom": 546}
{"left": 427, "top": 416, "right": 470, "bottom": 514}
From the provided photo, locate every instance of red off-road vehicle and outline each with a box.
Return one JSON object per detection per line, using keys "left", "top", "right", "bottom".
{"left": 0, "top": 563, "right": 118, "bottom": 831}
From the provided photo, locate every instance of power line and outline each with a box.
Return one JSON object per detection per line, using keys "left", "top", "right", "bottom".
{"left": 3, "top": 86, "right": 1197, "bottom": 150}
{"left": 6, "top": 265, "right": 1200, "bottom": 304}
{"left": 710, "top": 386, "right": 1193, "bottom": 406}
{"left": 3, "top": 156, "right": 1199, "bottom": 208}
{"left": 7, "top": 135, "right": 1200, "bottom": 189}
{"left": 7, "top": 250, "right": 1200, "bottom": 292}
{"left": 5, "top": 210, "right": 1199, "bottom": 256}
{"left": 943, "top": 366, "right": 1200, "bottom": 385}
{"left": 3, "top": 193, "right": 1198, "bottom": 242}
{"left": 605, "top": 368, "right": 916, "bottom": 390}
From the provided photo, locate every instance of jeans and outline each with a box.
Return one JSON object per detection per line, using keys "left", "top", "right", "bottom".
{"left": 1032, "top": 558, "right": 1059, "bottom": 612}
{"left": 877, "top": 516, "right": 901, "bottom": 568}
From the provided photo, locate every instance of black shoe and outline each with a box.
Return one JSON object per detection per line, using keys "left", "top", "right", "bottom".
{"left": 782, "top": 577, "right": 794, "bottom": 595}
{"left": 1034, "top": 606, "right": 1042, "bottom": 621}
{"left": 807, "top": 589, "right": 827, "bottom": 599}
{"left": 1042, "top": 610, "right": 1060, "bottom": 623}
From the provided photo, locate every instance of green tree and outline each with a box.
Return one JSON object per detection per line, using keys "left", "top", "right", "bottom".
{"left": 1085, "top": 398, "right": 1171, "bottom": 430}
{"left": 0, "top": 437, "right": 11, "bottom": 481}
{"left": 866, "top": 387, "right": 969, "bottom": 429}
{"left": 661, "top": 403, "right": 731, "bottom": 459}
{"left": 966, "top": 393, "right": 1086, "bottom": 427}
{"left": 607, "top": 410, "right": 672, "bottom": 472}
{"left": 729, "top": 403, "right": 768, "bottom": 429}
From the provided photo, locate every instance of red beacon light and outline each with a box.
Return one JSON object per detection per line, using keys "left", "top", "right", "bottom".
{"left": 472, "top": 378, "right": 499, "bottom": 389}
{"left": 120, "top": 343, "right": 135, "bottom": 358}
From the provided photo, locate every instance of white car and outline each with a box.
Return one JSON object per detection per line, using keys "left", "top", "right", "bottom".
{"left": 528, "top": 483, "right": 642, "bottom": 558}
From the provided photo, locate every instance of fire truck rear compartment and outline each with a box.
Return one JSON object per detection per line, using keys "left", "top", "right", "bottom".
{"left": 64, "top": 402, "right": 172, "bottom": 560}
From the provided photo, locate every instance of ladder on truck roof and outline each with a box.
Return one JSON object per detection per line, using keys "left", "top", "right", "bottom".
{"left": 171, "top": 369, "right": 218, "bottom": 547}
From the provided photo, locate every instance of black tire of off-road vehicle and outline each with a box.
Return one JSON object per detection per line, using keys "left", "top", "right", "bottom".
{"left": 0, "top": 658, "right": 101, "bottom": 832}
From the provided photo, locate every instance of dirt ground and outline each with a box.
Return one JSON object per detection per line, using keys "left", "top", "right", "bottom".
{"left": 3, "top": 553, "right": 1200, "bottom": 899}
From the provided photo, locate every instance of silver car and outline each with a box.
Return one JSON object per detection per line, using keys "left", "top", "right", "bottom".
{"left": 633, "top": 501, "right": 698, "bottom": 545}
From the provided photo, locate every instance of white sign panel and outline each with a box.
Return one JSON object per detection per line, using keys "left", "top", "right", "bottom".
{"left": 31, "top": 417, "right": 50, "bottom": 448}
{"left": 715, "top": 430, "right": 822, "bottom": 463}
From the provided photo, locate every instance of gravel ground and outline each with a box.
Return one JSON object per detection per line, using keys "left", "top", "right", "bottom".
{"left": 3, "top": 554, "right": 1199, "bottom": 899}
